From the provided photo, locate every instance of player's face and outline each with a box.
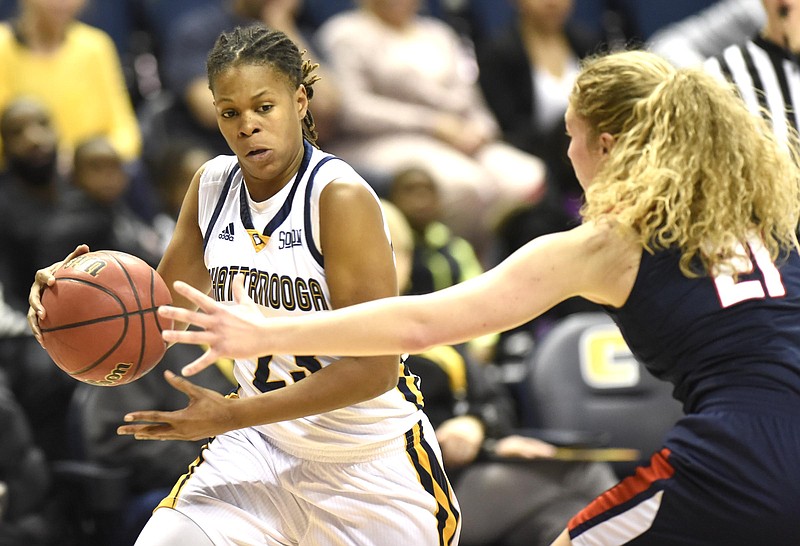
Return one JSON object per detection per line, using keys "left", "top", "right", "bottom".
{"left": 212, "top": 63, "right": 307, "bottom": 197}
{"left": 565, "top": 105, "right": 606, "bottom": 190}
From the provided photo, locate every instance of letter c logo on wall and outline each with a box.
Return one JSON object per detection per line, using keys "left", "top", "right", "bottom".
{"left": 578, "top": 325, "right": 639, "bottom": 389}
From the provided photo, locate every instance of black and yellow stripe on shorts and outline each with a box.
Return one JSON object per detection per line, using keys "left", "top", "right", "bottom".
{"left": 157, "top": 391, "right": 238, "bottom": 510}
{"left": 397, "top": 357, "right": 425, "bottom": 410}
{"left": 405, "top": 420, "right": 460, "bottom": 546}
{"left": 157, "top": 439, "right": 212, "bottom": 510}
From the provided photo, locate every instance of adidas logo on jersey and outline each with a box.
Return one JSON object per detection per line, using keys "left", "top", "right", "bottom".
{"left": 218, "top": 222, "right": 235, "bottom": 241}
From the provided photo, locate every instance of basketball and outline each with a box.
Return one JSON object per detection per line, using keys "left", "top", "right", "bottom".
{"left": 39, "top": 250, "right": 173, "bottom": 386}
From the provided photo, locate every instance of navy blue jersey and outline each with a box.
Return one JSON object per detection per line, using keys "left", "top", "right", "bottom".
{"left": 605, "top": 243, "right": 800, "bottom": 414}
{"left": 570, "top": 242, "right": 800, "bottom": 544}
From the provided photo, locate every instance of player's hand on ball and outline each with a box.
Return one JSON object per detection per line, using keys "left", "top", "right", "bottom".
{"left": 117, "top": 370, "right": 240, "bottom": 441}
{"left": 159, "top": 275, "right": 268, "bottom": 376}
{"left": 27, "top": 244, "right": 90, "bottom": 344}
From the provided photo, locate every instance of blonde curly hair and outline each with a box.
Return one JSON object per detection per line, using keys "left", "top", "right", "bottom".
{"left": 572, "top": 50, "right": 800, "bottom": 277}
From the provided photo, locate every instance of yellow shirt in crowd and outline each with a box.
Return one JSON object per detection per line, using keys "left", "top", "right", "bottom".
{"left": 0, "top": 21, "right": 141, "bottom": 162}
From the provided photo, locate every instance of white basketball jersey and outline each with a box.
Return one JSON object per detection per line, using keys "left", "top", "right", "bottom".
{"left": 198, "top": 142, "right": 425, "bottom": 458}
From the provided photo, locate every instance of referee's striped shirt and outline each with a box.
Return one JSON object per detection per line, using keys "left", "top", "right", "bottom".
{"left": 704, "top": 35, "right": 800, "bottom": 143}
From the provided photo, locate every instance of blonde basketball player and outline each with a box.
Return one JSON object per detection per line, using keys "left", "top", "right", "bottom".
{"left": 28, "top": 25, "right": 460, "bottom": 546}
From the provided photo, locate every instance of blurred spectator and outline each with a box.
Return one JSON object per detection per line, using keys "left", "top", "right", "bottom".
{"left": 316, "top": 0, "right": 547, "bottom": 258}
{"left": 147, "top": 0, "right": 341, "bottom": 164}
{"left": 703, "top": 0, "right": 800, "bottom": 145}
{"left": 0, "top": 96, "right": 64, "bottom": 313}
{"left": 0, "top": 97, "right": 76, "bottom": 462}
{"left": 382, "top": 198, "right": 617, "bottom": 546}
{"left": 38, "top": 136, "right": 164, "bottom": 268}
{"left": 0, "top": 0, "right": 142, "bottom": 162}
{"left": 647, "top": 0, "right": 763, "bottom": 67}
{"left": 148, "top": 138, "right": 215, "bottom": 253}
{"left": 476, "top": 0, "right": 603, "bottom": 212}
{"left": 388, "top": 166, "right": 482, "bottom": 296}
{"left": 385, "top": 170, "right": 496, "bottom": 361}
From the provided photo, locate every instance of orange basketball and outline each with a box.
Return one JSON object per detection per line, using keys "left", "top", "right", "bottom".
{"left": 39, "top": 250, "right": 173, "bottom": 386}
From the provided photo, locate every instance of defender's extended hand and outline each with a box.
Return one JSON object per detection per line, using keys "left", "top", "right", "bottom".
{"left": 159, "top": 277, "right": 269, "bottom": 376}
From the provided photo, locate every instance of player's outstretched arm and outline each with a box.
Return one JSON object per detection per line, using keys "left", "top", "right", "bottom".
{"left": 27, "top": 244, "right": 90, "bottom": 344}
{"left": 161, "top": 222, "right": 639, "bottom": 375}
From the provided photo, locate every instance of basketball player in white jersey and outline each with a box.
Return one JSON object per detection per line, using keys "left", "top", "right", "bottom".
{"left": 28, "top": 25, "right": 460, "bottom": 546}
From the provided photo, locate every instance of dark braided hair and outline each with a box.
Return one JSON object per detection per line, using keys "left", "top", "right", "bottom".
{"left": 206, "top": 24, "right": 321, "bottom": 145}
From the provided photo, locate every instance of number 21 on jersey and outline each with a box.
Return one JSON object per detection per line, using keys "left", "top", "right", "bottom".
{"left": 713, "top": 235, "right": 786, "bottom": 308}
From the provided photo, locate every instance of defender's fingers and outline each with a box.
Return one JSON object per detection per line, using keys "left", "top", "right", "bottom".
{"left": 161, "top": 327, "right": 214, "bottom": 346}
{"left": 172, "top": 280, "right": 219, "bottom": 312}
{"left": 181, "top": 352, "right": 218, "bottom": 377}
{"left": 158, "top": 305, "right": 215, "bottom": 329}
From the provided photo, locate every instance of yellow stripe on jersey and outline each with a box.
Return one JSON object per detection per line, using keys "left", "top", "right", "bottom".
{"left": 405, "top": 421, "right": 460, "bottom": 546}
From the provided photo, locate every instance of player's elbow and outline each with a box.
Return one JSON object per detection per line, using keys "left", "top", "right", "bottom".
{"left": 401, "top": 318, "right": 440, "bottom": 355}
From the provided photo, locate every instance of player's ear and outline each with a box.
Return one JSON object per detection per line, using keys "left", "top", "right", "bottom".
{"left": 599, "top": 132, "right": 615, "bottom": 156}
{"left": 296, "top": 85, "right": 309, "bottom": 120}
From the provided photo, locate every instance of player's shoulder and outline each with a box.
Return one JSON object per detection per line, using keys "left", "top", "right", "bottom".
{"left": 563, "top": 219, "right": 636, "bottom": 250}
{"left": 309, "top": 149, "right": 372, "bottom": 192}
{"left": 310, "top": 148, "right": 359, "bottom": 177}
{"left": 312, "top": 158, "right": 383, "bottom": 225}
{"left": 198, "top": 155, "right": 239, "bottom": 185}
{"left": 317, "top": 175, "right": 379, "bottom": 214}
{"left": 559, "top": 220, "right": 641, "bottom": 277}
